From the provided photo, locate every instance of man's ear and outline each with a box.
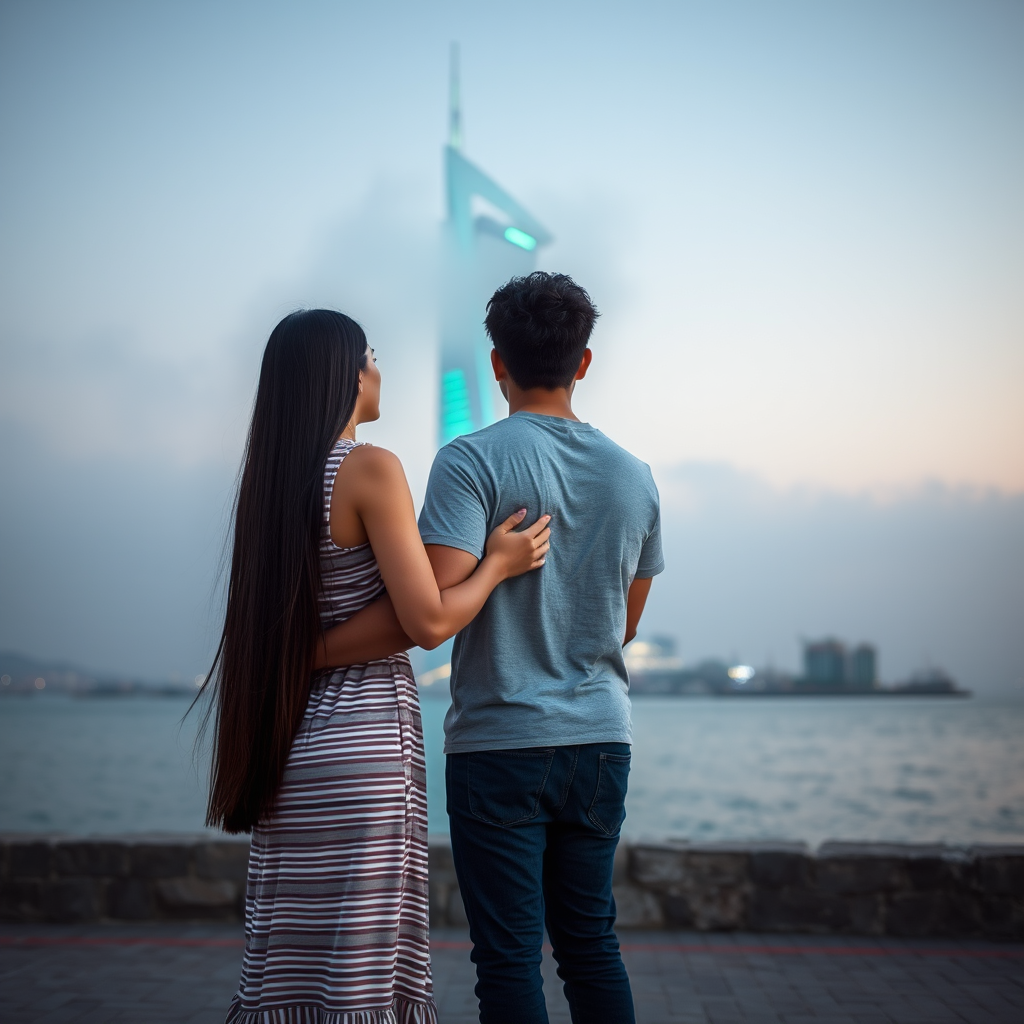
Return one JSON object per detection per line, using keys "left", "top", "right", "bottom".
{"left": 574, "top": 348, "right": 593, "bottom": 381}
{"left": 490, "top": 349, "right": 508, "bottom": 382}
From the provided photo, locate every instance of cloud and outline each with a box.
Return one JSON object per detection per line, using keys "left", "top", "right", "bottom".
{"left": 0, "top": 176, "right": 443, "bottom": 677}
{"left": 0, "top": 328, "right": 235, "bottom": 467}
{"left": 0, "top": 420, "right": 231, "bottom": 681}
{"left": 1, "top": 179, "right": 1020, "bottom": 694}
{"left": 3, "top": 405, "right": 1020, "bottom": 697}
{"left": 643, "top": 462, "right": 1024, "bottom": 694}
{"left": 0, "top": 176, "right": 442, "bottom": 475}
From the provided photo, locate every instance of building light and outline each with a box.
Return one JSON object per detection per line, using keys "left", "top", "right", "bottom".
{"left": 503, "top": 226, "right": 537, "bottom": 251}
{"left": 441, "top": 369, "right": 475, "bottom": 444}
{"left": 727, "top": 665, "right": 755, "bottom": 682}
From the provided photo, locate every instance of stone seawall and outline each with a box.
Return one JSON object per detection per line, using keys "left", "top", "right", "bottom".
{"left": 2, "top": 835, "right": 1020, "bottom": 940}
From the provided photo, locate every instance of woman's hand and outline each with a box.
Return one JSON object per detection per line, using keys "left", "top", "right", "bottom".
{"left": 484, "top": 510, "right": 551, "bottom": 580}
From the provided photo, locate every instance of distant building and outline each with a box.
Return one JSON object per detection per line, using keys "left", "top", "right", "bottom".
{"left": 802, "top": 638, "right": 878, "bottom": 691}
{"left": 438, "top": 46, "right": 553, "bottom": 447}
{"left": 623, "top": 635, "right": 684, "bottom": 674}
{"left": 624, "top": 639, "right": 726, "bottom": 695}
{"left": 619, "top": 635, "right": 964, "bottom": 699}
{"left": 848, "top": 644, "right": 878, "bottom": 688}
{"left": 804, "top": 639, "right": 847, "bottom": 686}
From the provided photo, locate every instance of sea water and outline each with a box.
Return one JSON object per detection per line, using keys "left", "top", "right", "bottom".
{"left": 1, "top": 693, "right": 1022, "bottom": 845}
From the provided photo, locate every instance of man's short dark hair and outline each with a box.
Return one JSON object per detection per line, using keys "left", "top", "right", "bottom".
{"left": 484, "top": 272, "right": 599, "bottom": 391}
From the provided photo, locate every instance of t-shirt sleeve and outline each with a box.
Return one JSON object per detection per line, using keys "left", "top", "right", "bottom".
{"left": 417, "top": 443, "right": 490, "bottom": 560}
{"left": 635, "top": 477, "right": 665, "bottom": 579}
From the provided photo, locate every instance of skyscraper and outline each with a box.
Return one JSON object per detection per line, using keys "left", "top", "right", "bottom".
{"left": 803, "top": 639, "right": 847, "bottom": 686}
{"left": 802, "top": 638, "right": 879, "bottom": 690}
{"left": 438, "top": 46, "right": 553, "bottom": 448}
{"left": 848, "top": 644, "right": 878, "bottom": 689}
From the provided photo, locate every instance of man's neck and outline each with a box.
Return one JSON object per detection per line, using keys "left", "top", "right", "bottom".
{"left": 506, "top": 386, "right": 579, "bottom": 422}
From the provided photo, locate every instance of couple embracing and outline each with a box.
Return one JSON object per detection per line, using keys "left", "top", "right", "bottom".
{"left": 206, "top": 272, "right": 664, "bottom": 1024}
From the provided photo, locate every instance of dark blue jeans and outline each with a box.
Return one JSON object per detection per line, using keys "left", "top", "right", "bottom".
{"left": 446, "top": 743, "right": 635, "bottom": 1024}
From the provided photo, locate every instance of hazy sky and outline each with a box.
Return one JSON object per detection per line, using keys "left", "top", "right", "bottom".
{"left": 1, "top": 1, "right": 1022, "bottom": 689}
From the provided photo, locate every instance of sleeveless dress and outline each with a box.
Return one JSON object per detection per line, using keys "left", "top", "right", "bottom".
{"left": 226, "top": 438, "right": 437, "bottom": 1024}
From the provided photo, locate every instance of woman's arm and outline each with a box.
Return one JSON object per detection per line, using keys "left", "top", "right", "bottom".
{"left": 317, "top": 552, "right": 652, "bottom": 669}
{"left": 313, "top": 546, "right": 482, "bottom": 670}
{"left": 313, "top": 593, "right": 411, "bottom": 670}
{"left": 330, "top": 445, "right": 548, "bottom": 652}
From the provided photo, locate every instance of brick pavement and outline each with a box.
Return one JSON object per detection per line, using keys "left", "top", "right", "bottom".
{"left": 1, "top": 925, "right": 1021, "bottom": 1024}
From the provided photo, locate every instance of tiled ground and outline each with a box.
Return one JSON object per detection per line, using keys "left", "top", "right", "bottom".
{"left": 1, "top": 925, "right": 1021, "bottom": 1024}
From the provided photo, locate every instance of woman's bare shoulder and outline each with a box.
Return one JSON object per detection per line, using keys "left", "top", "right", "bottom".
{"left": 330, "top": 444, "right": 412, "bottom": 546}
{"left": 336, "top": 444, "right": 407, "bottom": 488}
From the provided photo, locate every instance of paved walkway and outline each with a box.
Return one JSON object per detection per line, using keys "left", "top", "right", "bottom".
{"left": 1, "top": 924, "right": 1021, "bottom": 1024}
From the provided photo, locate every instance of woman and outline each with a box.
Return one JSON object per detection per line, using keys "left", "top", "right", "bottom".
{"left": 205, "top": 309, "right": 550, "bottom": 1024}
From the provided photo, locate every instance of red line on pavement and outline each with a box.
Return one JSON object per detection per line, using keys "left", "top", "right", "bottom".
{"left": 434, "top": 939, "right": 1024, "bottom": 959}
{"left": 2, "top": 935, "right": 1021, "bottom": 959}
{"left": 616, "top": 943, "right": 1024, "bottom": 959}
{"left": 0, "top": 936, "right": 245, "bottom": 948}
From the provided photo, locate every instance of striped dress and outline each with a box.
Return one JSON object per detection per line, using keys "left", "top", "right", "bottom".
{"left": 226, "top": 438, "right": 437, "bottom": 1024}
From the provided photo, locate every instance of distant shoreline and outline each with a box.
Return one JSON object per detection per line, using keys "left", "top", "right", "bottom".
{"left": 0, "top": 685, "right": 199, "bottom": 698}
{"left": 631, "top": 688, "right": 972, "bottom": 699}
{"left": 2, "top": 685, "right": 974, "bottom": 700}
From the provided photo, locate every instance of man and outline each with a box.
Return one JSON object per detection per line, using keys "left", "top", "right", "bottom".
{"left": 318, "top": 271, "right": 662, "bottom": 1023}
{"left": 418, "top": 272, "right": 662, "bottom": 1023}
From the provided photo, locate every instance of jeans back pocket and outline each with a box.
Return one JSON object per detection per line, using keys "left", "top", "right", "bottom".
{"left": 467, "top": 748, "right": 556, "bottom": 826}
{"left": 587, "top": 751, "right": 631, "bottom": 835}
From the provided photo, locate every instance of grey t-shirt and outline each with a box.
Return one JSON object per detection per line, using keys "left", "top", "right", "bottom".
{"left": 417, "top": 412, "right": 664, "bottom": 754}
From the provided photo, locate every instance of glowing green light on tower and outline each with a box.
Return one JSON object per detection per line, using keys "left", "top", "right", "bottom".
{"left": 441, "top": 369, "right": 475, "bottom": 444}
{"left": 503, "top": 226, "right": 537, "bottom": 251}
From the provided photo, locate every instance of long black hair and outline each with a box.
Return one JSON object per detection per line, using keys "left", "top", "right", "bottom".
{"left": 204, "top": 309, "right": 367, "bottom": 832}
